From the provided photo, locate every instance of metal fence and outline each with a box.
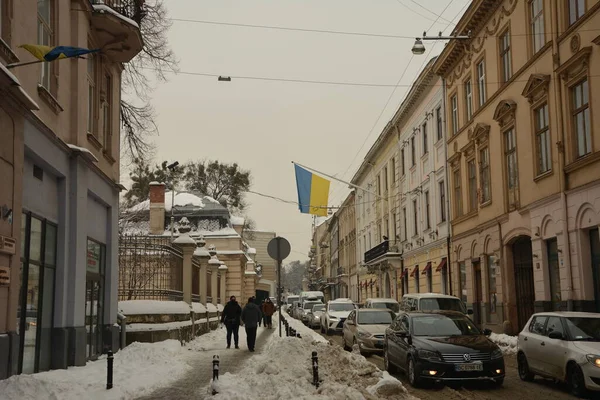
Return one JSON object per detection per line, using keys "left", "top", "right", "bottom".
{"left": 91, "top": 0, "right": 146, "bottom": 24}
{"left": 118, "top": 235, "right": 183, "bottom": 301}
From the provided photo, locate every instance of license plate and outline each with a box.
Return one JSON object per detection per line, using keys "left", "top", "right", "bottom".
{"left": 455, "top": 363, "right": 483, "bottom": 372}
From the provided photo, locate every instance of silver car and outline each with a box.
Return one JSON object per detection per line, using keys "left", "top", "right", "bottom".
{"left": 342, "top": 308, "right": 395, "bottom": 356}
{"left": 306, "top": 304, "right": 326, "bottom": 328}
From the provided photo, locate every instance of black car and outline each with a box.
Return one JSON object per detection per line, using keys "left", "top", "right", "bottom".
{"left": 384, "top": 310, "right": 505, "bottom": 387}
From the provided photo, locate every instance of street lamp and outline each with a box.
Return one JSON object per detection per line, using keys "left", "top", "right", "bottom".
{"left": 167, "top": 161, "right": 179, "bottom": 240}
{"left": 411, "top": 31, "right": 471, "bottom": 55}
{"left": 218, "top": 76, "right": 231, "bottom": 82}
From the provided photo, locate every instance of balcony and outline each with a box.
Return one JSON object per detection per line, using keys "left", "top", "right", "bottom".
{"left": 364, "top": 240, "right": 389, "bottom": 263}
{"left": 89, "top": 0, "right": 144, "bottom": 62}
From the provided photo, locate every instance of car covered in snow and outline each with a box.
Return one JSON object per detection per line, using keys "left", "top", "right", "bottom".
{"left": 306, "top": 303, "right": 326, "bottom": 328}
{"left": 320, "top": 298, "right": 356, "bottom": 335}
{"left": 517, "top": 311, "right": 600, "bottom": 397}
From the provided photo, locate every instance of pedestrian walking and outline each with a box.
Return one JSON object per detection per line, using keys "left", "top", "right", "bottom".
{"left": 261, "top": 298, "right": 275, "bottom": 329}
{"left": 241, "top": 297, "right": 262, "bottom": 352}
{"left": 221, "top": 295, "right": 242, "bottom": 349}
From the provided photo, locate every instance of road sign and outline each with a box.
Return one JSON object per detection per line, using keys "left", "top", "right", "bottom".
{"left": 267, "top": 236, "right": 291, "bottom": 261}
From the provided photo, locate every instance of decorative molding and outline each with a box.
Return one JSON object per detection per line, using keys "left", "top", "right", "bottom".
{"left": 593, "top": 35, "right": 600, "bottom": 46}
{"left": 556, "top": 46, "right": 592, "bottom": 81}
{"left": 37, "top": 85, "right": 64, "bottom": 114}
{"left": 570, "top": 34, "right": 581, "bottom": 54}
{"left": 448, "top": 151, "right": 462, "bottom": 168}
{"left": 460, "top": 140, "right": 475, "bottom": 159}
{"left": 564, "top": 151, "right": 600, "bottom": 174}
{"left": 0, "top": 39, "right": 19, "bottom": 64}
{"left": 493, "top": 99, "right": 517, "bottom": 127}
{"left": 521, "top": 74, "right": 551, "bottom": 104}
{"left": 472, "top": 123, "right": 490, "bottom": 146}
{"left": 87, "top": 133, "right": 103, "bottom": 150}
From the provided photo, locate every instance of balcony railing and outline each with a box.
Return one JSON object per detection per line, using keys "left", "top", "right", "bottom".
{"left": 91, "top": 0, "right": 146, "bottom": 24}
{"left": 364, "top": 240, "right": 390, "bottom": 263}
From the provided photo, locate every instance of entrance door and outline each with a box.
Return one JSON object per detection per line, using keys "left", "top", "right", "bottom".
{"left": 547, "top": 238, "right": 562, "bottom": 311}
{"left": 513, "top": 237, "right": 535, "bottom": 331}
{"left": 590, "top": 229, "right": 600, "bottom": 313}
{"left": 86, "top": 239, "right": 105, "bottom": 360}
{"left": 473, "top": 261, "right": 483, "bottom": 326}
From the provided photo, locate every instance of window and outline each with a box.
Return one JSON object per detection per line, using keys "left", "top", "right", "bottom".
{"left": 465, "top": 80, "right": 473, "bottom": 120}
{"left": 377, "top": 174, "right": 381, "bottom": 195}
{"left": 384, "top": 218, "right": 389, "bottom": 238}
{"left": 547, "top": 238, "right": 562, "bottom": 310}
{"left": 499, "top": 30, "right": 512, "bottom": 84}
{"left": 87, "top": 53, "right": 96, "bottom": 136}
{"left": 530, "top": 0, "right": 545, "bottom": 53}
{"left": 38, "top": 0, "right": 53, "bottom": 89}
{"left": 422, "top": 122, "right": 428, "bottom": 154}
{"left": 504, "top": 128, "right": 519, "bottom": 206}
{"left": 534, "top": 103, "right": 551, "bottom": 174}
{"left": 451, "top": 94, "right": 458, "bottom": 135}
{"left": 413, "top": 199, "right": 418, "bottom": 236}
{"left": 436, "top": 106, "right": 443, "bottom": 141}
{"left": 426, "top": 267, "right": 433, "bottom": 292}
{"left": 402, "top": 208, "right": 407, "bottom": 241}
{"left": 439, "top": 180, "right": 446, "bottom": 222}
{"left": 487, "top": 254, "right": 497, "bottom": 314}
{"left": 391, "top": 158, "right": 396, "bottom": 186}
{"left": 479, "top": 147, "right": 491, "bottom": 203}
{"left": 453, "top": 169, "right": 463, "bottom": 217}
{"left": 477, "top": 60, "right": 486, "bottom": 106}
{"left": 571, "top": 79, "right": 591, "bottom": 158}
{"left": 410, "top": 136, "right": 416, "bottom": 166}
{"left": 384, "top": 166, "right": 389, "bottom": 191}
{"left": 468, "top": 159, "right": 477, "bottom": 212}
{"left": 377, "top": 224, "right": 382, "bottom": 241}
{"left": 529, "top": 316, "right": 548, "bottom": 335}
{"left": 402, "top": 271, "right": 409, "bottom": 295}
{"left": 424, "top": 191, "right": 430, "bottom": 229}
{"left": 569, "top": 0, "right": 585, "bottom": 25}
{"left": 459, "top": 262, "right": 467, "bottom": 302}
{"left": 414, "top": 266, "right": 420, "bottom": 293}
{"left": 103, "top": 74, "right": 113, "bottom": 153}
{"left": 392, "top": 213, "right": 397, "bottom": 239}
{"left": 546, "top": 317, "right": 565, "bottom": 337}
{"left": 401, "top": 148, "right": 406, "bottom": 176}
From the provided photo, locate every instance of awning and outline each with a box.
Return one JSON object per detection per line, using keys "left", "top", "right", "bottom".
{"left": 436, "top": 258, "right": 447, "bottom": 272}
{"left": 421, "top": 262, "right": 432, "bottom": 275}
{"left": 400, "top": 268, "right": 408, "bottom": 279}
{"left": 410, "top": 265, "right": 419, "bottom": 277}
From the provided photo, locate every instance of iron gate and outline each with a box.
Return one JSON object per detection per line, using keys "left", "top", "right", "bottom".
{"left": 513, "top": 237, "right": 535, "bottom": 331}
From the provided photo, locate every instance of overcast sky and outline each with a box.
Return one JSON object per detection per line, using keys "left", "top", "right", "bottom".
{"left": 149, "top": 0, "right": 469, "bottom": 261}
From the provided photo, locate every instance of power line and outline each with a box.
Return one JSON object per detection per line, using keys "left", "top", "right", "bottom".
{"left": 407, "top": 0, "right": 454, "bottom": 24}
{"left": 394, "top": 0, "right": 451, "bottom": 24}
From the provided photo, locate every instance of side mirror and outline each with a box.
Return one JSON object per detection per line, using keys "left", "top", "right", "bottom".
{"left": 483, "top": 328, "right": 492, "bottom": 336}
{"left": 467, "top": 309, "right": 474, "bottom": 315}
{"left": 548, "top": 331, "right": 563, "bottom": 340}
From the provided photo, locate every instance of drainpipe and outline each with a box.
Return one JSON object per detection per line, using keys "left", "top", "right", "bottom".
{"left": 442, "top": 76, "right": 453, "bottom": 296}
{"left": 551, "top": 1, "right": 574, "bottom": 311}
{"left": 495, "top": 218, "right": 507, "bottom": 331}
{"left": 117, "top": 312, "right": 127, "bottom": 349}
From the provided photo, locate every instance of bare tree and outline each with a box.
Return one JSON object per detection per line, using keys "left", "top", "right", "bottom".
{"left": 121, "top": 0, "right": 178, "bottom": 163}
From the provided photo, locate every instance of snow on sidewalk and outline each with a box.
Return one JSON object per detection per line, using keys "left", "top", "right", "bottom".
{"left": 489, "top": 332, "right": 518, "bottom": 354}
{"left": 210, "top": 313, "right": 415, "bottom": 400}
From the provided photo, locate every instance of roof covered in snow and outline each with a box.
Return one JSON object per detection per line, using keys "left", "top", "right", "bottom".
{"left": 129, "top": 191, "right": 227, "bottom": 216}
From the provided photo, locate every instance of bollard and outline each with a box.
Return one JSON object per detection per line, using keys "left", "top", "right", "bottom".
{"left": 106, "top": 349, "right": 114, "bottom": 390}
{"left": 296, "top": 332, "right": 302, "bottom": 339}
{"left": 312, "top": 351, "right": 320, "bottom": 388}
{"left": 211, "top": 355, "right": 220, "bottom": 395}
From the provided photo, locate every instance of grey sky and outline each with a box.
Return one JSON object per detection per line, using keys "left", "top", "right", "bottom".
{"left": 149, "top": 0, "right": 469, "bottom": 261}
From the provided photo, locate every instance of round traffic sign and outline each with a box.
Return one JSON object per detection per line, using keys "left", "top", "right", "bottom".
{"left": 267, "top": 237, "right": 291, "bottom": 261}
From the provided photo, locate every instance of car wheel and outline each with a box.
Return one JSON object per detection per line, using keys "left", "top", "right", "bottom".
{"left": 568, "top": 363, "right": 587, "bottom": 398}
{"left": 384, "top": 346, "right": 397, "bottom": 373}
{"left": 407, "top": 357, "right": 422, "bottom": 388}
{"left": 517, "top": 352, "right": 535, "bottom": 382}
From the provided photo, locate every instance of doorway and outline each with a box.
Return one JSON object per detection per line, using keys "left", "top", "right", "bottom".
{"left": 546, "top": 238, "right": 561, "bottom": 310}
{"left": 86, "top": 239, "right": 105, "bottom": 360}
{"left": 513, "top": 237, "right": 535, "bottom": 331}
{"left": 473, "top": 260, "right": 483, "bottom": 326}
{"left": 590, "top": 229, "right": 600, "bottom": 313}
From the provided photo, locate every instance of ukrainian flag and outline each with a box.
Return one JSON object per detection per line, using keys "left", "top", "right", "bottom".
{"left": 294, "top": 164, "right": 330, "bottom": 217}
{"left": 19, "top": 45, "right": 100, "bottom": 62}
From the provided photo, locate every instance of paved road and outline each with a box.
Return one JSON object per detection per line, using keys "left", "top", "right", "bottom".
{"left": 320, "top": 330, "right": 587, "bottom": 400}
{"left": 136, "top": 327, "right": 274, "bottom": 400}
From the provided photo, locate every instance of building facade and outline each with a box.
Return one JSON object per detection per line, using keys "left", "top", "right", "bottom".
{"left": 338, "top": 192, "right": 357, "bottom": 301}
{"left": 435, "top": 0, "right": 600, "bottom": 334}
{"left": 0, "top": 0, "right": 143, "bottom": 378}
{"left": 246, "top": 230, "right": 277, "bottom": 300}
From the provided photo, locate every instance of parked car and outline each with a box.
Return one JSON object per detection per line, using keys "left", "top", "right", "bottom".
{"left": 517, "top": 311, "right": 600, "bottom": 397}
{"left": 286, "top": 295, "right": 300, "bottom": 306}
{"left": 306, "top": 304, "right": 326, "bottom": 329}
{"left": 364, "top": 298, "right": 401, "bottom": 315}
{"left": 301, "top": 300, "right": 323, "bottom": 325}
{"left": 384, "top": 310, "right": 504, "bottom": 387}
{"left": 320, "top": 299, "right": 356, "bottom": 334}
{"left": 343, "top": 308, "right": 395, "bottom": 356}
{"left": 291, "top": 301, "right": 303, "bottom": 319}
{"left": 400, "top": 293, "right": 471, "bottom": 315}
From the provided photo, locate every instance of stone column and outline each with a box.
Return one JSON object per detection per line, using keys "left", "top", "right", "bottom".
{"left": 219, "top": 263, "right": 228, "bottom": 305}
{"left": 192, "top": 236, "right": 209, "bottom": 305}
{"left": 174, "top": 233, "right": 197, "bottom": 304}
{"left": 210, "top": 264, "right": 219, "bottom": 305}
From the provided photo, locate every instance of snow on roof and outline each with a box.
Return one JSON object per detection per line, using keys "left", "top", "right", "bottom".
{"left": 206, "top": 303, "right": 218, "bottom": 313}
{"left": 129, "top": 191, "right": 222, "bottom": 213}
{"left": 173, "top": 234, "right": 197, "bottom": 245}
{"left": 230, "top": 215, "right": 245, "bottom": 225}
{"left": 92, "top": 3, "right": 140, "bottom": 28}
{"left": 191, "top": 302, "right": 207, "bottom": 314}
{"left": 67, "top": 144, "right": 99, "bottom": 163}
{"left": 194, "top": 247, "right": 210, "bottom": 257}
{"left": 217, "top": 304, "right": 224, "bottom": 312}
{"left": 247, "top": 247, "right": 257, "bottom": 255}
{"left": 118, "top": 300, "right": 191, "bottom": 315}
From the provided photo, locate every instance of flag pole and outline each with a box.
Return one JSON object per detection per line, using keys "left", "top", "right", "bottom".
{"left": 6, "top": 59, "right": 47, "bottom": 69}
{"left": 291, "top": 161, "right": 383, "bottom": 200}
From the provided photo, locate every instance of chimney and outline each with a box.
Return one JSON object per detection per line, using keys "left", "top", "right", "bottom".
{"left": 149, "top": 182, "right": 165, "bottom": 234}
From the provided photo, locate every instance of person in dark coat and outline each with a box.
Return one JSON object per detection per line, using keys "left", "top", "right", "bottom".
{"left": 241, "top": 297, "right": 262, "bottom": 352}
{"left": 221, "top": 295, "right": 242, "bottom": 349}
{"left": 261, "top": 298, "right": 276, "bottom": 328}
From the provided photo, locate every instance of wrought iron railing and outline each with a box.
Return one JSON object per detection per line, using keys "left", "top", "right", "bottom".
{"left": 91, "top": 0, "right": 146, "bottom": 24}
{"left": 364, "top": 240, "right": 389, "bottom": 263}
{"left": 118, "top": 234, "right": 183, "bottom": 301}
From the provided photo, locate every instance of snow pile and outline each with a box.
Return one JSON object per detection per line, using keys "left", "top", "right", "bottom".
{"left": 230, "top": 215, "right": 245, "bottom": 225}
{"left": 0, "top": 340, "right": 191, "bottom": 400}
{"left": 211, "top": 315, "right": 412, "bottom": 399}
{"left": 119, "top": 300, "right": 191, "bottom": 315}
{"left": 490, "top": 332, "right": 518, "bottom": 354}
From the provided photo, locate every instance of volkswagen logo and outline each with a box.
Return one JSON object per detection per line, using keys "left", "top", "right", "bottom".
{"left": 463, "top": 353, "right": 471, "bottom": 362}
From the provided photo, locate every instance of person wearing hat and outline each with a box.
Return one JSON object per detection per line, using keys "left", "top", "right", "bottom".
{"left": 221, "top": 295, "right": 242, "bottom": 349}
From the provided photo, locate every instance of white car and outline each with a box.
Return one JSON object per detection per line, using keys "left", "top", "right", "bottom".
{"left": 517, "top": 311, "right": 600, "bottom": 397}
{"left": 320, "top": 299, "right": 356, "bottom": 335}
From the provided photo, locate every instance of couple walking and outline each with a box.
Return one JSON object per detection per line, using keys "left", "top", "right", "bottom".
{"left": 221, "top": 296, "right": 262, "bottom": 352}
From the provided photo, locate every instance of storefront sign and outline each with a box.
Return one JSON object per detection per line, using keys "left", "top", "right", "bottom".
{"left": 0, "top": 266, "right": 9, "bottom": 286}
{"left": 87, "top": 241, "right": 101, "bottom": 274}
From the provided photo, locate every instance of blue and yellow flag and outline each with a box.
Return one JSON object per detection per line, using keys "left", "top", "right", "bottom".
{"left": 19, "top": 45, "right": 100, "bottom": 62}
{"left": 294, "top": 164, "right": 330, "bottom": 217}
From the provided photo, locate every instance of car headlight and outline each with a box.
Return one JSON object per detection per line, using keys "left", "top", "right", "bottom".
{"left": 418, "top": 349, "right": 442, "bottom": 361}
{"left": 491, "top": 349, "right": 503, "bottom": 359}
{"left": 586, "top": 354, "right": 600, "bottom": 368}
{"left": 357, "top": 330, "right": 372, "bottom": 339}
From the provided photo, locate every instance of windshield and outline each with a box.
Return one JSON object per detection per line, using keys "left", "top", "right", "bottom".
{"left": 304, "top": 302, "right": 321, "bottom": 310}
{"left": 287, "top": 297, "right": 299, "bottom": 303}
{"left": 358, "top": 311, "right": 394, "bottom": 325}
{"left": 329, "top": 303, "right": 355, "bottom": 312}
{"left": 412, "top": 315, "right": 481, "bottom": 337}
{"left": 564, "top": 317, "right": 600, "bottom": 341}
{"left": 372, "top": 302, "right": 400, "bottom": 313}
{"left": 419, "top": 298, "right": 466, "bottom": 313}
{"left": 312, "top": 305, "right": 326, "bottom": 312}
